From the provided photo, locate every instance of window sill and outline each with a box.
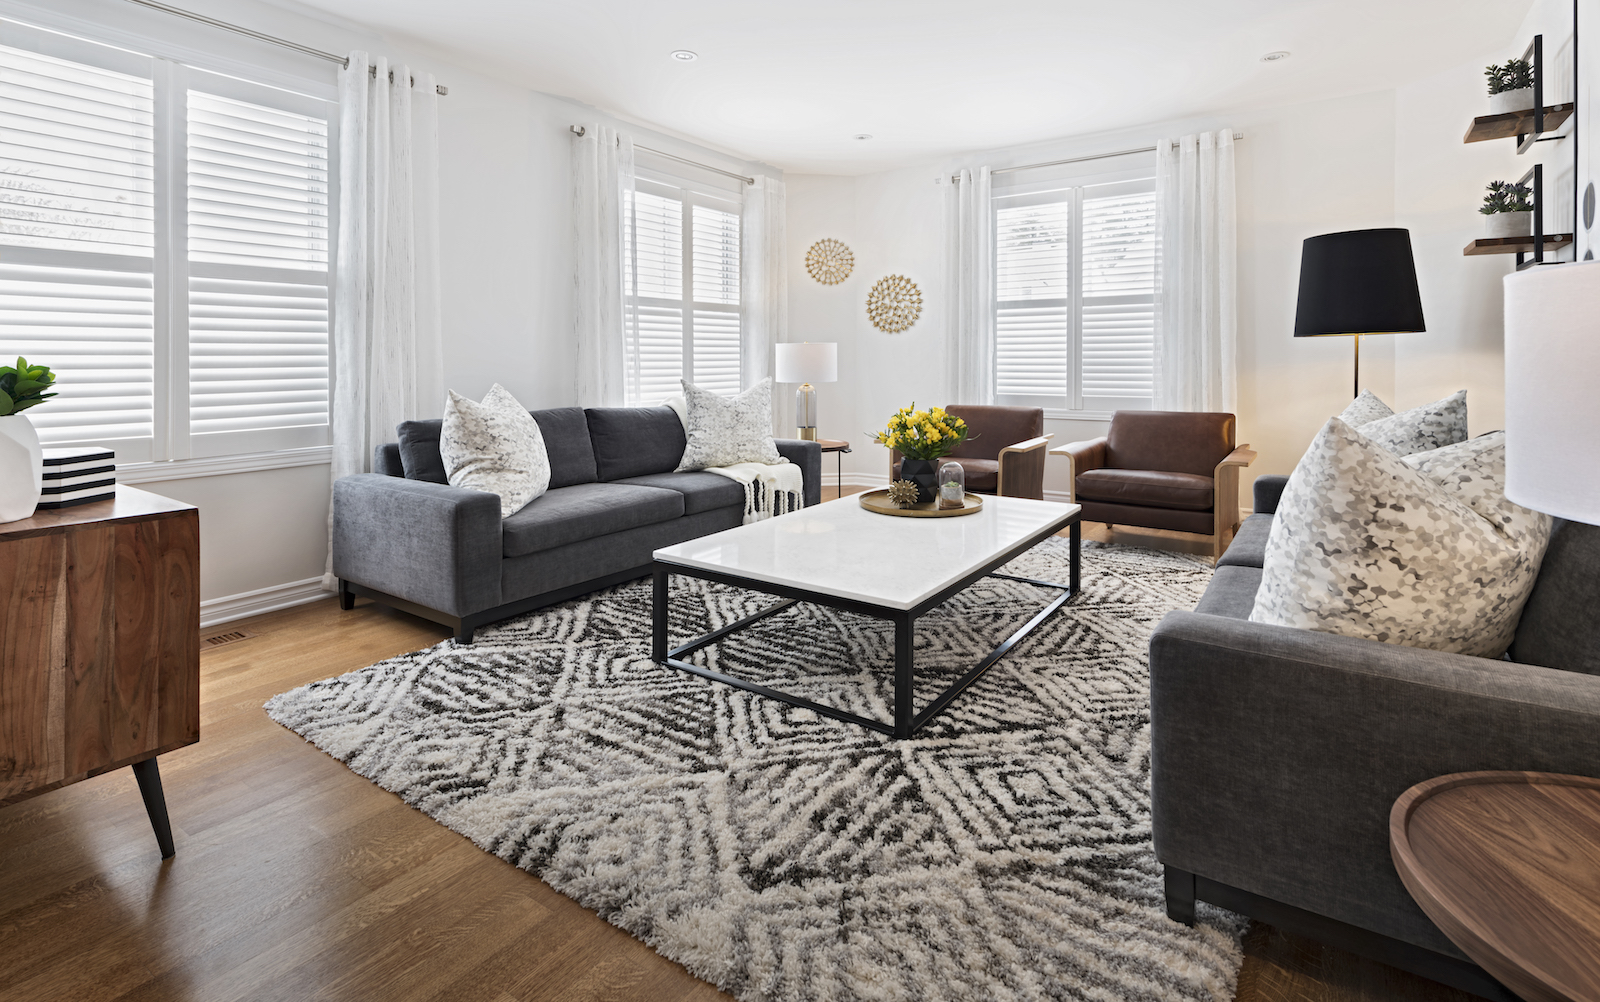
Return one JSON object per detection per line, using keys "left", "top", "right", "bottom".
{"left": 118, "top": 446, "right": 332, "bottom": 484}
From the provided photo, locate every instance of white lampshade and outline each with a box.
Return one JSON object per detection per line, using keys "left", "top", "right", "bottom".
{"left": 775, "top": 342, "right": 838, "bottom": 384}
{"left": 1504, "top": 261, "right": 1600, "bottom": 525}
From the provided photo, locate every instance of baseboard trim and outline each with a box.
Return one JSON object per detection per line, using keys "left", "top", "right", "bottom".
{"left": 200, "top": 576, "right": 333, "bottom": 628}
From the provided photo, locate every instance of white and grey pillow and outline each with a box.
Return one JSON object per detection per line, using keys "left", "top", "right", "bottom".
{"left": 1250, "top": 418, "right": 1552, "bottom": 657}
{"left": 676, "top": 379, "right": 782, "bottom": 471}
{"left": 1333, "top": 389, "right": 1468, "bottom": 457}
{"left": 440, "top": 383, "right": 550, "bottom": 517}
{"left": 1337, "top": 389, "right": 1394, "bottom": 427}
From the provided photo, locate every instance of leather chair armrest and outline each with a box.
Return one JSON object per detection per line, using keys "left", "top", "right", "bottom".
{"left": 1049, "top": 437, "right": 1108, "bottom": 503}
{"left": 997, "top": 434, "right": 1053, "bottom": 500}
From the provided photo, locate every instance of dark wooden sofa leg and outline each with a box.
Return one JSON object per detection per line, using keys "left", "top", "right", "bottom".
{"left": 131, "top": 757, "right": 176, "bottom": 859}
{"left": 1164, "top": 865, "right": 1197, "bottom": 925}
{"left": 338, "top": 578, "right": 355, "bottom": 611}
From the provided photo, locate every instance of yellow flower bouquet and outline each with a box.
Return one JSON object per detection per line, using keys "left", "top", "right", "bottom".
{"left": 871, "top": 403, "right": 968, "bottom": 460}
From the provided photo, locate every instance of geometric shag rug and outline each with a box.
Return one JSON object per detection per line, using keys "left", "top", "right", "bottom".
{"left": 266, "top": 538, "right": 1244, "bottom": 1002}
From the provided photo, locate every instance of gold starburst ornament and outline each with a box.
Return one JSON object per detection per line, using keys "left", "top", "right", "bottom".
{"left": 866, "top": 275, "right": 922, "bottom": 334}
{"left": 805, "top": 238, "right": 853, "bottom": 285}
{"left": 886, "top": 479, "right": 921, "bottom": 507}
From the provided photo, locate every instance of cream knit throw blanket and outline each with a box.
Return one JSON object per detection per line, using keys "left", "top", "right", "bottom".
{"left": 704, "top": 461, "right": 804, "bottom": 523}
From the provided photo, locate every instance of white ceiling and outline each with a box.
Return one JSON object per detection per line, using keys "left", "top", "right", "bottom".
{"left": 286, "top": 0, "right": 1532, "bottom": 174}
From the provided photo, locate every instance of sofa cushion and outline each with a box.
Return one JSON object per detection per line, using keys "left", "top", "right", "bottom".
{"left": 1508, "top": 519, "right": 1600, "bottom": 674}
{"left": 894, "top": 457, "right": 998, "bottom": 493}
{"left": 1217, "top": 512, "right": 1273, "bottom": 568}
{"left": 1194, "top": 565, "right": 1262, "bottom": 619}
{"left": 501, "top": 482, "right": 683, "bottom": 557}
{"left": 396, "top": 406, "right": 598, "bottom": 489}
{"left": 677, "top": 379, "right": 782, "bottom": 471}
{"left": 1250, "top": 420, "right": 1552, "bottom": 657}
{"left": 611, "top": 472, "right": 744, "bottom": 515}
{"left": 1076, "top": 469, "right": 1214, "bottom": 511}
{"left": 586, "top": 406, "right": 686, "bottom": 481}
{"left": 441, "top": 384, "right": 551, "bottom": 517}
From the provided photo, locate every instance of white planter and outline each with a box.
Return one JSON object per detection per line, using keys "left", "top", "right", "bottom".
{"left": 0, "top": 413, "right": 43, "bottom": 523}
{"left": 1489, "top": 87, "right": 1535, "bottom": 116}
{"left": 1486, "top": 211, "right": 1534, "bottom": 239}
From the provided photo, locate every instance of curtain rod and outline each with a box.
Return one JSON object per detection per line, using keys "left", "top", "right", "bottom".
{"left": 122, "top": 0, "right": 449, "bottom": 95}
{"left": 569, "top": 125, "right": 755, "bottom": 186}
{"left": 950, "top": 131, "right": 1244, "bottom": 183}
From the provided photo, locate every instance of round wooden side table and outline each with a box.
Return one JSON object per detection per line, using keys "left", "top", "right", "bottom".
{"left": 1390, "top": 771, "right": 1600, "bottom": 1002}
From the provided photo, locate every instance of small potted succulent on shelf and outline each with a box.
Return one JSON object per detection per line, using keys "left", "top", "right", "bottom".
{"left": 1481, "top": 180, "right": 1534, "bottom": 239}
{"left": 1486, "top": 58, "right": 1535, "bottom": 115}
{"left": 0, "top": 356, "right": 58, "bottom": 523}
{"left": 871, "top": 404, "right": 968, "bottom": 504}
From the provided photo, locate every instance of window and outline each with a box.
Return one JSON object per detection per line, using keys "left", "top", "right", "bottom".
{"left": 0, "top": 20, "right": 332, "bottom": 462}
{"left": 992, "top": 176, "right": 1156, "bottom": 413}
{"left": 623, "top": 173, "right": 740, "bottom": 405}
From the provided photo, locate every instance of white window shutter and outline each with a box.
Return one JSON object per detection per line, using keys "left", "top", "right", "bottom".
{"left": 624, "top": 188, "right": 684, "bottom": 405}
{"left": 994, "top": 200, "right": 1070, "bottom": 401}
{"left": 690, "top": 204, "right": 739, "bottom": 396}
{"left": 1081, "top": 189, "right": 1156, "bottom": 404}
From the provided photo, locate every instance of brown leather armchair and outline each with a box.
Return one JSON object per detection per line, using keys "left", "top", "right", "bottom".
{"left": 1055, "top": 411, "right": 1255, "bottom": 559}
{"left": 890, "top": 405, "right": 1053, "bottom": 499}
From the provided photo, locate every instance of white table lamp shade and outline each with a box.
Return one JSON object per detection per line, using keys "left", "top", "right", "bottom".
{"left": 775, "top": 342, "right": 838, "bottom": 384}
{"left": 1503, "top": 262, "right": 1600, "bottom": 525}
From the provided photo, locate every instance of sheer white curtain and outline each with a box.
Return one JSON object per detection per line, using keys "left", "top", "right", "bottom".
{"left": 1154, "top": 130, "right": 1237, "bottom": 412}
{"left": 741, "top": 175, "right": 786, "bottom": 393}
{"left": 573, "top": 124, "right": 634, "bottom": 407}
{"left": 945, "top": 167, "right": 994, "bottom": 404}
{"left": 326, "top": 51, "right": 443, "bottom": 588}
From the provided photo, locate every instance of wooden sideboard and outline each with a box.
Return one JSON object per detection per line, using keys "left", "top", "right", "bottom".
{"left": 0, "top": 487, "right": 200, "bottom": 858}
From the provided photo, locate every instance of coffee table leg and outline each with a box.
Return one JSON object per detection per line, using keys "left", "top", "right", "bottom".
{"left": 652, "top": 564, "right": 668, "bottom": 662}
{"left": 893, "top": 612, "right": 915, "bottom": 738}
{"left": 1070, "top": 519, "right": 1081, "bottom": 595}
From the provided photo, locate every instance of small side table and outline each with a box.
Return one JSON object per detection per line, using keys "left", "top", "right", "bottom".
{"left": 1390, "top": 771, "right": 1600, "bottom": 1002}
{"left": 816, "top": 438, "right": 852, "bottom": 498}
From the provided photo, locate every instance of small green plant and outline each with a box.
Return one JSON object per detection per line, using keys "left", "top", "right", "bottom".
{"left": 1485, "top": 58, "right": 1534, "bottom": 95}
{"left": 0, "top": 357, "right": 58, "bottom": 415}
{"left": 1481, "top": 181, "right": 1534, "bottom": 215}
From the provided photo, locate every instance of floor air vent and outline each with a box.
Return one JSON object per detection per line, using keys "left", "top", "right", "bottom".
{"left": 202, "top": 629, "right": 257, "bottom": 649}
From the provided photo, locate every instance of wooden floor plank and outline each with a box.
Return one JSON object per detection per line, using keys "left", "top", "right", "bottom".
{"left": 0, "top": 505, "right": 1475, "bottom": 1001}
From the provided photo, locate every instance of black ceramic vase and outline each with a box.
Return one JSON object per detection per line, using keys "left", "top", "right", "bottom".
{"left": 899, "top": 458, "right": 939, "bottom": 504}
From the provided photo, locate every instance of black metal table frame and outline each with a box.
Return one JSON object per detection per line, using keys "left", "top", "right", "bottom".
{"left": 651, "top": 514, "right": 1080, "bottom": 739}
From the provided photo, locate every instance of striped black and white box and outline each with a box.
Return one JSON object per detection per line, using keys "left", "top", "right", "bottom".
{"left": 38, "top": 447, "right": 116, "bottom": 509}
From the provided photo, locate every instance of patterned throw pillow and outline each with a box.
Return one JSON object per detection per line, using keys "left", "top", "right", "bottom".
{"left": 1346, "top": 390, "right": 1468, "bottom": 457}
{"left": 1250, "top": 419, "right": 1552, "bottom": 657}
{"left": 1337, "top": 389, "right": 1394, "bottom": 427}
{"left": 676, "top": 379, "right": 782, "bottom": 471}
{"left": 440, "top": 383, "right": 550, "bottom": 517}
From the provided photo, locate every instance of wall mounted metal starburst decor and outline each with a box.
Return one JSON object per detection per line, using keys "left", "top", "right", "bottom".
{"left": 866, "top": 274, "right": 922, "bottom": 333}
{"left": 805, "top": 238, "right": 854, "bottom": 285}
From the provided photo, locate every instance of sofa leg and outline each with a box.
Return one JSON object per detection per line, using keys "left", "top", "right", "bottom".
{"left": 1164, "top": 866, "right": 1197, "bottom": 925}
{"left": 456, "top": 625, "right": 474, "bottom": 645}
{"left": 338, "top": 579, "right": 355, "bottom": 611}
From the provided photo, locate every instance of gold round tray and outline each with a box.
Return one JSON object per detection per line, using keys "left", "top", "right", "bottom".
{"left": 859, "top": 489, "right": 984, "bottom": 517}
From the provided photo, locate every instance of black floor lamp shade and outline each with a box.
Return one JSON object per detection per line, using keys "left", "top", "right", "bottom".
{"left": 1294, "top": 228, "right": 1426, "bottom": 337}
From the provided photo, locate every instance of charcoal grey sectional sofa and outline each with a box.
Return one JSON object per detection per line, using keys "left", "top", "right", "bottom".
{"left": 1150, "top": 475, "right": 1600, "bottom": 1001}
{"left": 333, "top": 405, "right": 821, "bottom": 642}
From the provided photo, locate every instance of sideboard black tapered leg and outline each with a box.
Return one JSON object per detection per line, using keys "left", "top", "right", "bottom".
{"left": 131, "top": 757, "right": 176, "bottom": 859}
{"left": 338, "top": 579, "right": 355, "bottom": 611}
{"left": 1164, "top": 865, "right": 1197, "bottom": 925}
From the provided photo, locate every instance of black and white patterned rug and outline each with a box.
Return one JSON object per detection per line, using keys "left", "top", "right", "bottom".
{"left": 267, "top": 538, "right": 1243, "bottom": 1002}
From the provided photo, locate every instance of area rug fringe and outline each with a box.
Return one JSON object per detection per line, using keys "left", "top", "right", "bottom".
{"left": 266, "top": 539, "right": 1244, "bottom": 1002}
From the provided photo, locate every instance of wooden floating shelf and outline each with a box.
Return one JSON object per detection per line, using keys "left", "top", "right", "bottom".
{"left": 1462, "top": 233, "right": 1574, "bottom": 256}
{"left": 1463, "top": 104, "right": 1574, "bottom": 143}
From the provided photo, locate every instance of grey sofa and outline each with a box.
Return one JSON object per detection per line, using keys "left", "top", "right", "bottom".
{"left": 1151, "top": 475, "right": 1600, "bottom": 1001}
{"left": 334, "top": 405, "right": 822, "bottom": 643}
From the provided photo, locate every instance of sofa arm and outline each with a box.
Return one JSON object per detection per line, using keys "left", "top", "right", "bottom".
{"left": 775, "top": 439, "right": 822, "bottom": 507}
{"left": 1149, "top": 609, "right": 1600, "bottom": 957}
{"left": 1252, "top": 474, "right": 1289, "bottom": 514}
{"left": 333, "top": 474, "right": 503, "bottom": 618}
{"left": 1048, "top": 437, "right": 1107, "bottom": 503}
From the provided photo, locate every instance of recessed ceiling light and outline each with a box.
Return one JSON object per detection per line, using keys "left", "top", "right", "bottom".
{"left": 1261, "top": 50, "right": 1290, "bottom": 62}
{"left": 670, "top": 50, "right": 698, "bottom": 62}
{"left": 854, "top": 134, "right": 873, "bottom": 140}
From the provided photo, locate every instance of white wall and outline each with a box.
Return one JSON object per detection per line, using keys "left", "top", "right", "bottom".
{"left": 2, "top": 0, "right": 777, "bottom": 620}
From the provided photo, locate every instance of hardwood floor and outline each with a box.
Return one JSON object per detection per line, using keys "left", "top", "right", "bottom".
{"left": 0, "top": 487, "right": 1477, "bottom": 1002}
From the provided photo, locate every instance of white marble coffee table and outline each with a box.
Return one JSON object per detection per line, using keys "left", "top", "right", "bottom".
{"left": 651, "top": 493, "right": 1082, "bottom": 739}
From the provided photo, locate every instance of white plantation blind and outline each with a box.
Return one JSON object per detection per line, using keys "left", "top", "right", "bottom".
{"left": 624, "top": 177, "right": 742, "bottom": 405}
{"left": 186, "top": 82, "right": 330, "bottom": 453}
{"left": 992, "top": 176, "right": 1156, "bottom": 411}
